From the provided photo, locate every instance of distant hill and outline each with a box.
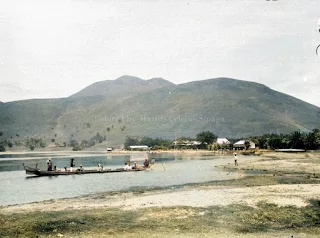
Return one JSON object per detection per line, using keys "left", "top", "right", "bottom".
{"left": 0, "top": 76, "right": 319, "bottom": 148}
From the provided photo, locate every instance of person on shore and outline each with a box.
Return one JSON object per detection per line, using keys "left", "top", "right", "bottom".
{"left": 53, "top": 164, "right": 57, "bottom": 171}
{"left": 79, "top": 165, "right": 84, "bottom": 172}
{"left": 143, "top": 159, "right": 149, "bottom": 168}
{"left": 234, "top": 153, "right": 238, "bottom": 166}
{"left": 46, "top": 158, "right": 53, "bottom": 171}
{"left": 70, "top": 158, "right": 75, "bottom": 172}
{"left": 97, "top": 164, "right": 103, "bottom": 171}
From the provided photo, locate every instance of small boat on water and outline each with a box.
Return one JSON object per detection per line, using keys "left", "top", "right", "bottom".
{"left": 23, "top": 164, "right": 148, "bottom": 177}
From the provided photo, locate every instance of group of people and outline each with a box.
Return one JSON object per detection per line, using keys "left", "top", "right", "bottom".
{"left": 97, "top": 164, "right": 103, "bottom": 171}
{"left": 46, "top": 158, "right": 56, "bottom": 171}
{"left": 46, "top": 158, "right": 151, "bottom": 172}
{"left": 123, "top": 159, "right": 150, "bottom": 170}
{"left": 46, "top": 158, "right": 81, "bottom": 172}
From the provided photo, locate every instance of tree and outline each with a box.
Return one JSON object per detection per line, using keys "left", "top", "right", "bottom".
{"left": 0, "top": 144, "right": 5, "bottom": 152}
{"left": 81, "top": 140, "right": 89, "bottom": 148}
{"left": 303, "top": 132, "right": 316, "bottom": 150}
{"left": 124, "top": 136, "right": 139, "bottom": 149}
{"left": 40, "top": 140, "right": 46, "bottom": 148}
{"left": 244, "top": 140, "right": 250, "bottom": 150}
{"left": 266, "top": 134, "right": 283, "bottom": 149}
{"left": 72, "top": 142, "right": 83, "bottom": 151}
{"left": 25, "top": 138, "right": 46, "bottom": 150}
{"left": 313, "top": 129, "right": 320, "bottom": 147}
{"left": 196, "top": 131, "right": 217, "bottom": 147}
{"left": 7, "top": 140, "right": 13, "bottom": 148}
{"left": 0, "top": 140, "right": 7, "bottom": 151}
{"left": 69, "top": 140, "right": 78, "bottom": 147}
{"left": 289, "top": 131, "right": 304, "bottom": 149}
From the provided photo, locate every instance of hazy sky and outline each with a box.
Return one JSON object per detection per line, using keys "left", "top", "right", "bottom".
{"left": 1, "top": 0, "right": 320, "bottom": 106}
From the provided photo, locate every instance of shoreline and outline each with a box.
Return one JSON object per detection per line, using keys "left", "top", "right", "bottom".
{"left": 1, "top": 151, "right": 320, "bottom": 237}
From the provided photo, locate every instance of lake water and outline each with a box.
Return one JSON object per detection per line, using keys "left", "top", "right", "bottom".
{"left": 0, "top": 153, "right": 249, "bottom": 206}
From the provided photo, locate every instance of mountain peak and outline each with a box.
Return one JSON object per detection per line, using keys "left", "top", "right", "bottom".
{"left": 114, "top": 75, "right": 144, "bottom": 85}
{"left": 70, "top": 75, "right": 175, "bottom": 98}
{"left": 148, "top": 77, "right": 175, "bottom": 86}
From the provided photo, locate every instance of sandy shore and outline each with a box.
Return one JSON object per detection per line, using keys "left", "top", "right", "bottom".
{"left": 2, "top": 183, "right": 320, "bottom": 215}
{"left": 1, "top": 150, "right": 320, "bottom": 237}
{"left": 2, "top": 151, "right": 320, "bottom": 214}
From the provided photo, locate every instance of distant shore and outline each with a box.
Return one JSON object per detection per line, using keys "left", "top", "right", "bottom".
{"left": 0, "top": 148, "right": 255, "bottom": 155}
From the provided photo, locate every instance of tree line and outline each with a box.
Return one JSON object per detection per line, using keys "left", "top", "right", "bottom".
{"left": 248, "top": 129, "right": 320, "bottom": 150}
{"left": 0, "top": 131, "right": 106, "bottom": 151}
{"left": 124, "top": 129, "right": 320, "bottom": 150}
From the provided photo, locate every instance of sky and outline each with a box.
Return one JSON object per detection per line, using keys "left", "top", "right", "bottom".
{"left": 1, "top": 0, "right": 320, "bottom": 106}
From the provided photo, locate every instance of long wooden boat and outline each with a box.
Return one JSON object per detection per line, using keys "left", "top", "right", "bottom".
{"left": 23, "top": 164, "right": 148, "bottom": 177}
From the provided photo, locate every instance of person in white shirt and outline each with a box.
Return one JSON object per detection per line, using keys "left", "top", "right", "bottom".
{"left": 123, "top": 162, "right": 131, "bottom": 170}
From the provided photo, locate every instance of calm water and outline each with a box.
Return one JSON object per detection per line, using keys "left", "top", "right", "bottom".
{"left": 0, "top": 153, "right": 246, "bottom": 206}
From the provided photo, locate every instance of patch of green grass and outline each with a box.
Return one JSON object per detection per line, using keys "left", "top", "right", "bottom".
{"left": 0, "top": 208, "right": 140, "bottom": 237}
{"left": 104, "top": 174, "right": 320, "bottom": 197}
{"left": 2, "top": 201, "right": 320, "bottom": 237}
{"left": 237, "top": 200, "right": 320, "bottom": 233}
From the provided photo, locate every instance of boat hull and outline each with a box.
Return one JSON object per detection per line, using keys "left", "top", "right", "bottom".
{"left": 23, "top": 166, "right": 147, "bottom": 177}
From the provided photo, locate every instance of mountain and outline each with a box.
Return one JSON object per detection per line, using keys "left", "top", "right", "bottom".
{"left": 70, "top": 75, "right": 175, "bottom": 99}
{"left": 0, "top": 76, "right": 319, "bottom": 148}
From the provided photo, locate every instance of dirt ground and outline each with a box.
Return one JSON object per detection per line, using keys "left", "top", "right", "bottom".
{"left": 1, "top": 151, "right": 320, "bottom": 237}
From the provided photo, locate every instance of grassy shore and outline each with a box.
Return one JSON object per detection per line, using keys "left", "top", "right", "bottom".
{"left": 1, "top": 151, "right": 320, "bottom": 237}
{"left": 1, "top": 200, "right": 320, "bottom": 238}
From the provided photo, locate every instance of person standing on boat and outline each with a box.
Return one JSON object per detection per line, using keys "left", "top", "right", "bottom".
{"left": 46, "top": 158, "right": 53, "bottom": 171}
{"left": 70, "top": 158, "right": 75, "bottom": 172}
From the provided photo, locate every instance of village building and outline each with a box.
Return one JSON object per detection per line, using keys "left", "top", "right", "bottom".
{"left": 216, "top": 138, "right": 232, "bottom": 149}
{"left": 217, "top": 138, "right": 231, "bottom": 145}
{"left": 233, "top": 140, "right": 256, "bottom": 150}
{"left": 172, "top": 140, "right": 202, "bottom": 149}
{"left": 129, "top": 145, "right": 150, "bottom": 151}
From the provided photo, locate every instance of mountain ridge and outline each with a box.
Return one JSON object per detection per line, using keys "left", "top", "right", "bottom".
{"left": 70, "top": 75, "right": 175, "bottom": 99}
{"left": 0, "top": 76, "right": 319, "bottom": 147}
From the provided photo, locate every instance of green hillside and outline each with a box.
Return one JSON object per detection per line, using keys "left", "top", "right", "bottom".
{"left": 0, "top": 76, "right": 319, "bottom": 148}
